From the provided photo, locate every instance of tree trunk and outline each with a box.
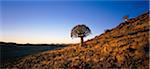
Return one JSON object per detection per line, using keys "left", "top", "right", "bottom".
{"left": 80, "top": 36, "right": 84, "bottom": 46}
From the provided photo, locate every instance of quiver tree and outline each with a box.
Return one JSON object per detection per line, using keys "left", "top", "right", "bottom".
{"left": 71, "top": 24, "right": 91, "bottom": 46}
{"left": 122, "top": 15, "right": 129, "bottom": 21}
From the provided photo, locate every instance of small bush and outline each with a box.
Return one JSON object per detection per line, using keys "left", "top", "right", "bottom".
{"left": 104, "top": 29, "right": 111, "bottom": 33}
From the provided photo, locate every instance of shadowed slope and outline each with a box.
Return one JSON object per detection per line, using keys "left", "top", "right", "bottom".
{"left": 6, "top": 12, "right": 149, "bottom": 69}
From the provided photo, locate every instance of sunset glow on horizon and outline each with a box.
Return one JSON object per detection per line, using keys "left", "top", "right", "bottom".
{"left": 1, "top": 0, "right": 149, "bottom": 44}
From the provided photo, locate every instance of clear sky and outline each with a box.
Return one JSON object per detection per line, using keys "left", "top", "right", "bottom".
{"left": 0, "top": 0, "right": 149, "bottom": 44}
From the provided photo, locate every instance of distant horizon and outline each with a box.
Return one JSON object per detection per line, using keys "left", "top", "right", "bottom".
{"left": 0, "top": 41, "right": 72, "bottom": 44}
{"left": 1, "top": 0, "right": 149, "bottom": 43}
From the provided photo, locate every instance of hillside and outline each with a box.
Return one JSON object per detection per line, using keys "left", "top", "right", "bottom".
{"left": 4, "top": 12, "right": 149, "bottom": 69}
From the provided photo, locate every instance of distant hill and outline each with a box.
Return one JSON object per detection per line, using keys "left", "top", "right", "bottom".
{"left": 4, "top": 11, "right": 149, "bottom": 69}
{"left": 0, "top": 42, "right": 67, "bottom": 47}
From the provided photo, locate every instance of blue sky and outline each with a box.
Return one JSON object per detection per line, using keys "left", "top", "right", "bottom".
{"left": 0, "top": 0, "right": 149, "bottom": 44}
